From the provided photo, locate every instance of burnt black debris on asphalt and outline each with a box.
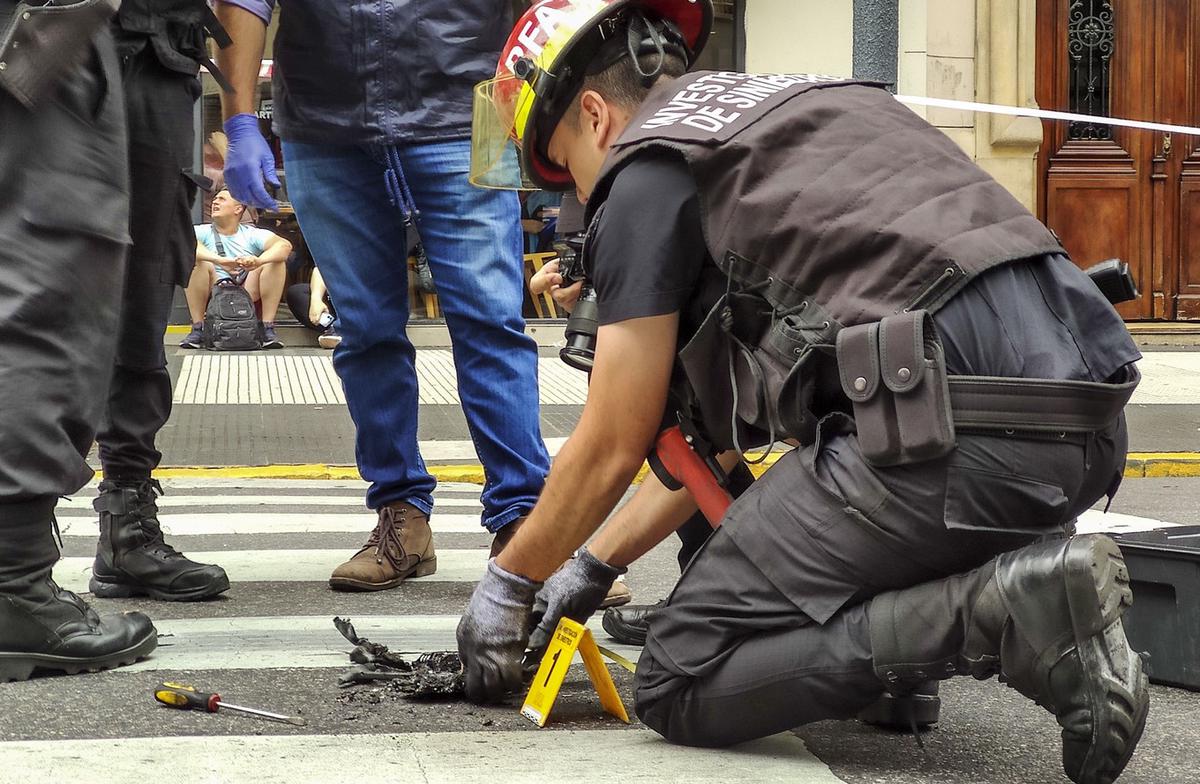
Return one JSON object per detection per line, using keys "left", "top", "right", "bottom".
{"left": 334, "top": 616, "right": 465, "bottom": 699}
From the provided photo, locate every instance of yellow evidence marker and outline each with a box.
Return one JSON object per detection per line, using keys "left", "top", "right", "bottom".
{"left": 521, "top": 617, "right": 630, "bottom": 727}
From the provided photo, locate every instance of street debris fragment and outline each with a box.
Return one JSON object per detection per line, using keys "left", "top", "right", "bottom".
{"left": 334, "top": 616, "right": 465, "bottom": 698}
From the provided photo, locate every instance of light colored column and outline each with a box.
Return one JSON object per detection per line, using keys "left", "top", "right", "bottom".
{"left": 924, "top": 0, "right": 977, "bottom": 155}
{"left": 973, "top": 0, "right": 1043, "bottom": 210}
{"left": 898, "top": 0, "right": 929, "bottom": 119}
{"left": 744, "top": 0, "right": 853, "bottom": 76}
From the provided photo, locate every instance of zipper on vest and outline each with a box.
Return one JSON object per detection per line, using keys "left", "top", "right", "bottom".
{"left": 903, "top": 262, "right": 965, "bottom": 313}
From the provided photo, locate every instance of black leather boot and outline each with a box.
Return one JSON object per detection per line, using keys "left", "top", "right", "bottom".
{"left": 868, "top": 534, "right": 1149, "bottom": 784}
{"left": 601, "top": 599, "right": 665, "bottom": 646}
{"left": 91, "top": 479, "right": 230, "bottom": 601}
{"left": 0, "top": 499, "right": 157, "bottom": 681}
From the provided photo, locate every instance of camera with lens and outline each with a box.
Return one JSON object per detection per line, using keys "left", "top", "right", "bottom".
{"left": 552, "top": 234, "right": 598, "bottom": 372}
{"left": 552, "top": 235, "right": 588, "bottom": 286}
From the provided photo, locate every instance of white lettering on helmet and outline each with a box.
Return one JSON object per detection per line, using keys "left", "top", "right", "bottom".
{"left": 506, "top": 4, "right": 572, "bottom": 75}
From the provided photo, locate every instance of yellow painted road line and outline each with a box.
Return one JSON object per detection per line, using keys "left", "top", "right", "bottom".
{"left": 132, "top": 451, "right": 1200, "bottom": 483}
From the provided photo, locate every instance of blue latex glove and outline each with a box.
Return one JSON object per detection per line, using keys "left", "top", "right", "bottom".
{"left": 223, "top": 113, "right": 280, "bottom": 210}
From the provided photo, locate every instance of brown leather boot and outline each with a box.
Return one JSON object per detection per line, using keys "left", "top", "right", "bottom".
{"left": 329, "top": 502, "right": 437, "bottom": 591}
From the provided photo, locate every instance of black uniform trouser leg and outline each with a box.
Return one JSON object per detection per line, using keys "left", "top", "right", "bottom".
{"left": 0, "top": 32, "right": 129, "bottom": 502}
{"left": 95, "top": 282, "right": 176, "bottom": 480}
{"left": 634, "top": 414, "right": 1127, "bottom": 748}
{"left": 0, "top": 498, "right": 61, "bottom": 595}
{"left": 95, "top": 49, "right": 199, "bottom": 481}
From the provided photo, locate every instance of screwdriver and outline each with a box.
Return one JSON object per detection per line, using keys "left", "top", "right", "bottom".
{"left": 154, "top": 682, "right": 307, "bottom": 726}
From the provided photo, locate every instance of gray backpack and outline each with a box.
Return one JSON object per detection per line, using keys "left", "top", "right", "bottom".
{"left": 202, "top": 231, "right": 262, "bottom": 350}
{"left": 203, "top": 280, "right": 262, "bottom": 351}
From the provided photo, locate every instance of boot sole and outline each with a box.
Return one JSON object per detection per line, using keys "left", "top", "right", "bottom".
{"left": 857, "top": 690, "right": 942, "bottom": 731}
{"left": 0, "top": 631, "right": 158, "bottom": 682}
{"left": 89, "top": 573, "right": 231, "bottom": 603}
{"left": 1061, "top": 535, "right": 1150, "bottom": 784}
{"left": 328, "top": 556, "right": 438, "bottom": 592}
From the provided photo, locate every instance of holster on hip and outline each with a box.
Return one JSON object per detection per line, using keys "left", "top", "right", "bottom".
{"left": 0, "top": 0, "right": 119, "bottom": 108}
{"left": 837, "top": 310, "right": 955, "bottom": 466}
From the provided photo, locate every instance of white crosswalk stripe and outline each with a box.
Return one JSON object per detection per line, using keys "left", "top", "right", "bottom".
{"left": 0, "top": 731, "right": 844, "bottom": 784}
{"left": 57, "top": 512, "right": 489, "bottom": 536}
{"left": 122, "top": 615, "right": 643, "bottom": 673}
{"left": 53, "top": 549, "right": 491, "bottom": 591}
{"left": 56, "top": 495, "right": 484, "bottom": 511}
{"left": 1076, "top": 509, "right": 1184, "bottom": 535}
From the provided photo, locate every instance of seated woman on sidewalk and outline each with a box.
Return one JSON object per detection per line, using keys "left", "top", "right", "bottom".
{"left": 181, "top": 189, "right": 293, "bottom": 349}
{"left": 285, "top": 266, "right": 341, "bottom": 349}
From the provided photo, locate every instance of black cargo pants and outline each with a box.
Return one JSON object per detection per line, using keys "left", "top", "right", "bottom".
{"left": 95, "top": 45, "right": 200, "bottom": 481}
{"left": 634, "top": 411, "right": 1128, "bottom": 747}
{"left": 0, "top": 29, "right": 129, "bottom": 504}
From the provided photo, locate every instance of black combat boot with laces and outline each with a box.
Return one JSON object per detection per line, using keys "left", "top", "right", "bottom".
{"left": 91, "top": 479, "right": 229, "bottom": 601}
{"left": 0, "top": 499, "right": 157, "bottom": 681}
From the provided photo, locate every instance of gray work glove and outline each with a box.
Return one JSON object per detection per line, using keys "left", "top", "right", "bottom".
{"left": 527, "top": 547, "right": 627, "bottom": 654}
{"left": 457, "top": 559, "right": 542, "bottom": 704}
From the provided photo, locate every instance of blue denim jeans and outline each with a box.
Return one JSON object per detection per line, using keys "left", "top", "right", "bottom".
{"left": 283, "top": 139, "right": 549, "bottom": 531}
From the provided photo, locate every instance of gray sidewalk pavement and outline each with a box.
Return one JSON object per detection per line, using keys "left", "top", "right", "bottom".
{"left": 121, "top": 341, "right": 1200, "bottom": 470}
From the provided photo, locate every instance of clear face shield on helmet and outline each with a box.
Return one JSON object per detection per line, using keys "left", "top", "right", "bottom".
{"left": 469, "top": 73, "right": 540, "bottom": 190}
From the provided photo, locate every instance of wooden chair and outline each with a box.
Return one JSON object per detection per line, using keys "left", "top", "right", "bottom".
{"left": 407, "top": 253, "right": 439, "bottom": 319}
{"left": 524, "top": 251, "right": 559, "bottom": 318}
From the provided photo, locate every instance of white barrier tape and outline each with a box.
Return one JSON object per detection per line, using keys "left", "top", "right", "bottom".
{"left": 895, "top": 94, "right": 1200, "bottom": 137}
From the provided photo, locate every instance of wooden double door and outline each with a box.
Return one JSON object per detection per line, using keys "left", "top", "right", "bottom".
{"left": 1037, "top": 0, "right": 1200, "bottom": 320}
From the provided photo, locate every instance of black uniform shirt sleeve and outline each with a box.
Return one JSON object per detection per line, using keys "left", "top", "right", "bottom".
{"left": 589, "top": 153, "right": 709, "bottom": 326}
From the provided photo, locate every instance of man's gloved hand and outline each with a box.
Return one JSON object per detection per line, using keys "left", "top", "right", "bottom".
{"left": 457, "top": 559, "right": 542, "bottom": 704}
{"left": 526, "top": 548, "right": 627, "bottom": 654}
{"left": 223, "top": 113, "right": 280, "bottom": 210}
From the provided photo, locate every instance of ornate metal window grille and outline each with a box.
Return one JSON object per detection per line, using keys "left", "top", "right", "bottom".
{"left": 1067, "top": 0, "right": 1116, "bottom": 141}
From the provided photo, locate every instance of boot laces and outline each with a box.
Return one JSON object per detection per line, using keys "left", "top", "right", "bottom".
{"left": 112, "top": 480, "right": 184, "bottom": 559}
{"left": 365, "top": 506, "right": 409, "bottom": 569}
{"left": 47, "top": 578, "right": 100, "bottom": 625}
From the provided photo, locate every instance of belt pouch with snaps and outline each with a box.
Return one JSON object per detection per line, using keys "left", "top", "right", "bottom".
{"left": 837, "top": 310, "right": 955, "bottom": 466}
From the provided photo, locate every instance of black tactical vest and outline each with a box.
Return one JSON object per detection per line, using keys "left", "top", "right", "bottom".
{"left": 586, "top": 72, "right": 1065, "bottom": 451}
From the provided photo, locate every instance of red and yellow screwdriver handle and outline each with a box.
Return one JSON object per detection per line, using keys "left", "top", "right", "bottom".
{"left": 154, "top": 682, "right": 222, "bottom": 713}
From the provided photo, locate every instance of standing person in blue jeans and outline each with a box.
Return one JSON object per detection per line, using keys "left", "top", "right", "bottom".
{"left": 213, "top": 0, "right": 554, "bottom": 591}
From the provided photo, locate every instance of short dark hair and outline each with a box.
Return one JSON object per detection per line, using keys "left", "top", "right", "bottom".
{"left": 216, "top": 188, "right": 244, "bottom": 209}
{"left": 565, "top": 51, "right": 687, "bottom": 127}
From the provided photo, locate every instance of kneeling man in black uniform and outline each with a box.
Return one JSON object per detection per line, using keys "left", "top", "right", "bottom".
{"left": 457, "top": 2, "right": 1148, "bottom": 782}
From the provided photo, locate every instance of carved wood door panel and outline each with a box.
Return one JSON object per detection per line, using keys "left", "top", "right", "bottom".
{"left": 1037, "top": 0, "right": 1200, "bottom": 320}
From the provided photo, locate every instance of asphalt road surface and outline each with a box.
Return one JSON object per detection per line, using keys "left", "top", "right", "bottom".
{"left": 2, "top": 477, "right": 1198, "bottom": 783}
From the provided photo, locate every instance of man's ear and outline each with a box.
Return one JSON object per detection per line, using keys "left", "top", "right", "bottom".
{"left": 578, "top": 90, "right": 611, "bottom": 148}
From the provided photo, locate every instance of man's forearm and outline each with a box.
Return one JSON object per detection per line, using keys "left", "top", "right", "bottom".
{"left": 257, "top": 238, "right": 293, "bottom": 264}
{"left": 589, "top": 450, "right": 744, "bottom": 568}
{"left": 215, "top": 3, "right": 269, "bottom": 118}
{"left": 495, "top": 419, "right": 646, "bottom": 583}
{"left": 195, "top": 242, "right": 222, "bottom": 265}
{"left": 495, "top": 314, "right": 677, "bottom": 583}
